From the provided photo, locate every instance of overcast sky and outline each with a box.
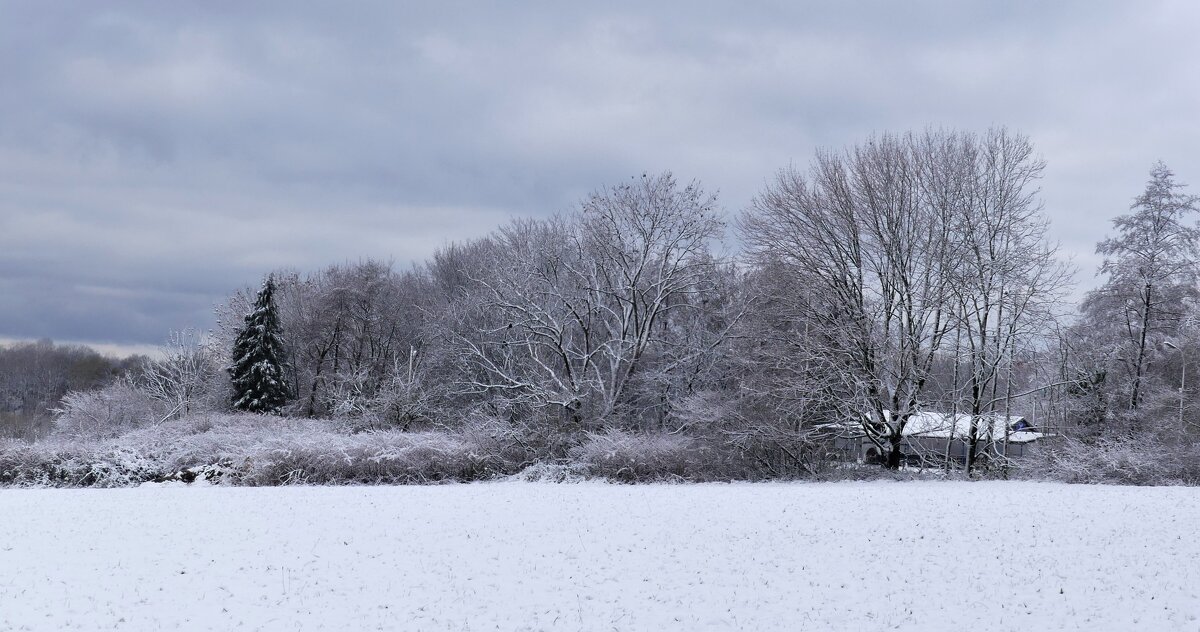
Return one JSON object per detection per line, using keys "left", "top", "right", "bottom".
{"left": 1, "top": 1, "right": 1198, "bottom": 354}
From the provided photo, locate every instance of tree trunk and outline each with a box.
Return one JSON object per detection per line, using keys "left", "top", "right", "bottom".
{"left": 965, "top": 417, "right": 980, "bottom": 476}
{"left": 1130, "top": 283, "right": 1153, "bottom": 410}
{"left": 965, "top": 375, "right": 983, "bottom": 476}
{"left": 886, "top": 433, "right": 903, "bottom": 469}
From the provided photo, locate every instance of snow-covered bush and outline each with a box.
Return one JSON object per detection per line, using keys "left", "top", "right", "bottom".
{"left": 51, "top": 380, "right": 164, "bottom": 441}
{"left": 506, "top": 462, "right": 586, "bottom": 483}
{"left": 1, "top": 412, "right": 542, "bottom": 488}
{"left": 670, "top": 390, "right": 832, "bottom": 479}
{"left": 1018, "top": 436, "right": 1200, "bottom": 486}
{"left": 571, "top": 429, "right": 714, "bottom": 482}
{"left": 237, "top": 431, "right": 493, "bottom": 485}
{"left": 572, "top": 426, "right": 882, "bottom": 482}
{"left": 0, "top": 439, "right": 164, "bottom": 487}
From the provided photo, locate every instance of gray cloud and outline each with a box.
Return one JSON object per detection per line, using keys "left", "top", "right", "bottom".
{"left": 1, "top": 1, "right": 1198, "bottom": 353}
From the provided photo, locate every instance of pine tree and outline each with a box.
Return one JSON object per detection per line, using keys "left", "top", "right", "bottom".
{"left": 229, "top": 275, "right": 291, "bottom": 414}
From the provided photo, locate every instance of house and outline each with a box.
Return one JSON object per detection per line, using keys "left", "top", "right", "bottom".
{"left": 828, "top": 411, "right": 1045, "bottom": 465}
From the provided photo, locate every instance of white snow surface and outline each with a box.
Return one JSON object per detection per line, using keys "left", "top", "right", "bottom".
{"left": 0, "top": 481, "right": 1196, "bottom": 631}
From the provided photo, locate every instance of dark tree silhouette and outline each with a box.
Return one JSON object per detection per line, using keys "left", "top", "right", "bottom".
{"left": 229, "top": 276, "right": 291, "bottom": 414}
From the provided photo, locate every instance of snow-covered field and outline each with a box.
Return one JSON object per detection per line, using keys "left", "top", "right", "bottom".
{"left": 0, "top": 482, "right": 1196, "bottom": 631}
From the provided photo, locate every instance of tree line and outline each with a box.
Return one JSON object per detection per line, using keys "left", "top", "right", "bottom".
{"left": 14, "top": 126, "right": 1200, "bottom": 480}
{"left": 0, "top": 340, "right": 141, "bottom": 440}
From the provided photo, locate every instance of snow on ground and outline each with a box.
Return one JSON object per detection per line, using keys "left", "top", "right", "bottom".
{"left": 0, "top": 481, "right": 1197, "bottom": 631}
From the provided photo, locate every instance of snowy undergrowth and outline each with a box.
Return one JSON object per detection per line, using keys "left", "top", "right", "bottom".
{"left": 571, "top": 429, "right": 723, "bottom": 482}
{"left": 0, "top": 413, "right": 529, "bottom": 487}
{"left": 13, "top": 412, "right": 1192, "bottom": 488}
{"left": 1016, "top": 435, "right": 1200, "bottom": 485}
{"left": 1, "top": 413, "right": 837, "bottom": 487}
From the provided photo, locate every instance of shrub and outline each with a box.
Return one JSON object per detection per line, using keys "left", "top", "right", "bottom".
{"left": 0, "top": 439, "right": 164, "bottom": 487}
{"left": 1, "top": 412, "right": 537, "bottom": 487}
{"left": 571, "top": 429, "right": 711, "bottom": 482}
{"left": 506, "top": 462, "right": 587, "bottom": 483}
{"left": 1017, "top": 436, "right": 1200, "bottom": 486}
{"left": 51, "top": 381, "right": 164, "bottom": 441}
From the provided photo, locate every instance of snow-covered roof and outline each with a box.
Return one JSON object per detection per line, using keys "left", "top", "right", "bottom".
{"left": 829, "top": 411, "right": 1044, "bottom": 443}
{"left": 896, "top": 411, "right": 1039, "bottom": 441}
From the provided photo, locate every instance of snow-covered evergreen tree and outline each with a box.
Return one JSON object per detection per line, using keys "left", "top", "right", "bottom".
{"left": 229, "top": 275, "right": 291, "bottom": 414}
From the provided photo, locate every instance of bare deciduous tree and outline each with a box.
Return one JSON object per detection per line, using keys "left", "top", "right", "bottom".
{"left": 450, "top": 173, "right": 729, "bottom": 431}
{"left": 742, "top": 132, "right": 958, "bottom": 468}
{"left": 1087, "top": 162, "right": 1200, "bottom": 412}
{"left": 742, "top": 129, "right": 1068, "bottom": 471}
{"left": 141, "top": 329, "right": 224, "bottom": 420}
{"left": 937, "top": 129, "right": 1071, "bottom": 473}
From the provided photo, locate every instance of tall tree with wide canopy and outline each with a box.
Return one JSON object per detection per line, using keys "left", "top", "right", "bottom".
{"left": 741, "top": 132, "right": 957, "bottom": 469}
{"left": 741, "top": 128, "right": 1066, "bottom": 470}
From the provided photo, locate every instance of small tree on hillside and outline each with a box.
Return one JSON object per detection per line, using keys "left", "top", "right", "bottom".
{"left": 229, "top": 276, "right": 291, "bottom": 414}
